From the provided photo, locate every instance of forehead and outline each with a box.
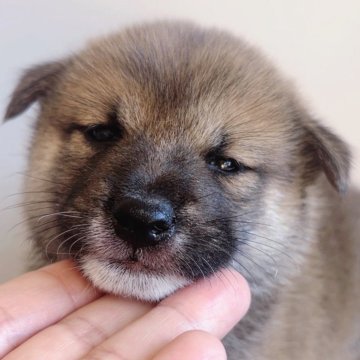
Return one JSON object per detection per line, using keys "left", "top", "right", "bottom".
{"left": 51, "top": 24, "right": 299, "bottom": 163}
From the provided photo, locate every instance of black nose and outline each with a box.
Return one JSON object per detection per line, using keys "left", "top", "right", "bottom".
{"left": 113, "top": 197, "right": 176, "bottom": 248}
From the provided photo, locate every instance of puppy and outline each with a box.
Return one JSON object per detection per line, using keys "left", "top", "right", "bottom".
{"left": 4, "top": 22, "right": 360, "bottom": 359}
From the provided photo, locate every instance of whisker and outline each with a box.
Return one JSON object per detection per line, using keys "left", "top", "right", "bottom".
{"left": 37, "top": 211, "right": 83, "bottom": 222}
{"left": 236, "top": 240, "right": 279, "bottom": 271}
{"left": 6, "top": 209, "right": 86, "bottom": 234}
{"left": 203, "top": 213, "right": 274, "bottom": 229}
{"left": 69, "top": 234, "right": 90, "bottom": 255}
{"left": 44, "top": 224, "right": 89, "bottom": 260}
{"left": 184, "top": 255, "right": 207, "bottom": 281}
{"left": 176, "top": 257, "right": 196, "bottom": 279}
{"left": 0, "top": 201, "right": 58, "bottom": 212}
{"left": 238, "top": 231, "right": 297, "bottom": 266}
{"left": 1, "top": 190, "right": 57, "bottom": 200}
{"left": 16, "top": 172, "right": 69, "bottom": 187}
{"left": 183, "top": 237, "right": 261, "bottom": 284}
{"left": 7, "top": 214, "right": 58, "bottom": 234}
{"left": 55, "top": 232, "right": 82, "bottom": 256}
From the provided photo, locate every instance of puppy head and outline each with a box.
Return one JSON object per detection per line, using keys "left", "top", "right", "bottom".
{"left": 5, "top": 22, "right": 350, "bottom": 301}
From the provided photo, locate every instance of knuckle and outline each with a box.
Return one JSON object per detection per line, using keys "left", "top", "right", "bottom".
{"left": 56, "top": 315, "right": 107, "bottom": 350}
{"left": 84, "top": 346, "right": 129, "bottom": 360}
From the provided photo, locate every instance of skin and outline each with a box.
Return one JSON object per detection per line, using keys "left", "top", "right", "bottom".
{"left": 0, "top": 260, "right": 250, "bottom": 360}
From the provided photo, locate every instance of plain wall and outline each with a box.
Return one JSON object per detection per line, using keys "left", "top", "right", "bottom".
{"left": 1, "top": 0, "right": 359, "bottom": 282}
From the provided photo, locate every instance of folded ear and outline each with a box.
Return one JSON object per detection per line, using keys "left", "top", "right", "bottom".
{"left": 4, "top": 61, "right": 67, "bottom": 120}
{"left": 303, "top": 119, "right": 351, "bottom": 193}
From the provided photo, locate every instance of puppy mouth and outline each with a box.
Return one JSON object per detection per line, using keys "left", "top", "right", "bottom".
{"left": 74, "top": 218, "right": 190, "bottom": 301}
{"left": 80, "top": 255, "right": 190, "bottom": 301}
{"left": 108, "top": 254, "right": 160, "bottom": 273}
{"left": 80, "top": 242, "right": 175, "bottom": 276}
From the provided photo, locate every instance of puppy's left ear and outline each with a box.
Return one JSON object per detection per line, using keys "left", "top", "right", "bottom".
{"left": 303, "top": 119, "right": 351, "bottom": 193}
{"left": 4, "top": 60, "right": 66, "bottom": 121}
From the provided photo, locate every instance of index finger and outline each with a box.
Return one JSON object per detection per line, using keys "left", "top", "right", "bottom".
{"left": 0, "top": 260, "right": 100, "bottom": 357}
{"left": 83, "top": 269, "right": 250, "bottom": 359}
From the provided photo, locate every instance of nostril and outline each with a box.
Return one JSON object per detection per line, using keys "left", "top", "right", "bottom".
{"left": 150, "top": 221, "right": 168, "bottom": 234}
{"left": 149, "top": 217, "right": 175, "bottom": 234}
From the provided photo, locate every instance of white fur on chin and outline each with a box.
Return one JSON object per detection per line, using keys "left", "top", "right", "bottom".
{"left": 81, "top": 258, "right": 190, "bottom": 302}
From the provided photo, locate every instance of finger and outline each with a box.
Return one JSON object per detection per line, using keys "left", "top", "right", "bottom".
{"left": 5, "top": 295, "right": 152, "bottom": 360}
{"left": 0, "top": 260, "right": 100, "bottom": 357}
{"left": 83, "top": 269, "right": 250, "bottom": 360}
{"left": 152, "top": 330, "right": 227, "bottom": 360}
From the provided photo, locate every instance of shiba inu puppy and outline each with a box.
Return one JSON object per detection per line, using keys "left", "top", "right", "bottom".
{"left": 4, "top": 22, "right": 360, "bottom": 359}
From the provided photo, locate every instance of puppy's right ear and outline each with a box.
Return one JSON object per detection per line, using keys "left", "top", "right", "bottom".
{"left": 4, "top": 61, "right": 67, "bottom": 121}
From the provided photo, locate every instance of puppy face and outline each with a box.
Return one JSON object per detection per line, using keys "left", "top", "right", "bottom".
{"left": 5, "top": 22, "right": 350, "bottom": 301}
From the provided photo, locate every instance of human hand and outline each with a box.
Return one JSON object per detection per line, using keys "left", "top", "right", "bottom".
{"left": 0, "top": 260, "right": 250, "bottom": 359}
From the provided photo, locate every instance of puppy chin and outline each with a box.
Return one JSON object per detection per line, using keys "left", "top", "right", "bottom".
{"left": 80, "top": 258, "right": 191, "bottom": 302}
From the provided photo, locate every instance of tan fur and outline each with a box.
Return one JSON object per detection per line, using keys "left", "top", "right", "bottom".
{"left": 4, "top": 22, "right": 359, "bottom": 359}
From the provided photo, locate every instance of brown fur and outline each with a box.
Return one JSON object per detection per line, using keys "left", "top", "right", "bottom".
{"left": 4, "top": 22, "right": 360, "bottom": 359}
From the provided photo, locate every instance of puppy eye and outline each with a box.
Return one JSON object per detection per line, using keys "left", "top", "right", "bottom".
{"left": 207, "top": 156, "right": 248, "bottom": 174}
{"left": 85, "top": 124, "right": 121, "bottom": 142}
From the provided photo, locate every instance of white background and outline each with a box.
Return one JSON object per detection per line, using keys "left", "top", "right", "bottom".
{"left": 0, "top": 0, "right": 359, "bottom": 282}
